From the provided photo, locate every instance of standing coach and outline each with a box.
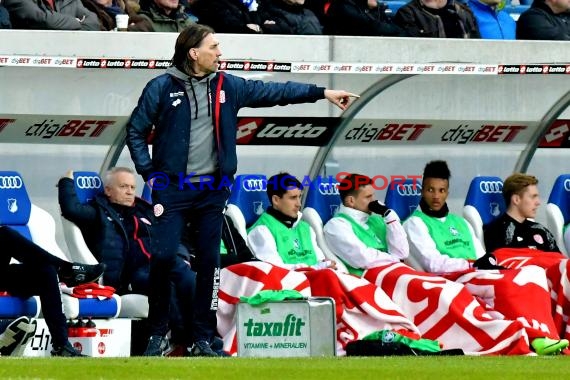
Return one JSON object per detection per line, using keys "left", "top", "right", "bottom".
{"left": 127, "top": 23, "right": 358, "bottom": 356}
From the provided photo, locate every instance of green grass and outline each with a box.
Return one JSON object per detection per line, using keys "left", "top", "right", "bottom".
{"left": 0, "top": 356, "right": 569, "bottom": 380}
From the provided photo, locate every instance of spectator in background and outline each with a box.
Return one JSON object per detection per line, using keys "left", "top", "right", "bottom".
{"left": 179, "top": 0, "right": 198, "bottom": 21}
{"left": 0, "top": 0, "right": 11, "bottom": 28}
{"left": 137, "top": 0, "right": 194, "bottom": 32}
{"left": 4, "top": 0, "right": 99, "bottom": 29}
{"left": 81, "top": 0, "right": 153, "bottom": 30}
{"left": 257, "top": 0, "right": 322, "bottom": 34}
{"left": 395, "top": 0, "right": 480, "bottom": 37}
{"left": 192, "top": 0, "right": 266, "bottom": 34}
{"left": 303, "top": 0, "right": 329, "bottom": 24}
{"left": 467, "top": 0, "right": 515, "bottom": 39}
{"left": 516, "top": 0, "right": 570, "bottom": 40}
{"left": 324, "top": 0, "right": 408, "bottom": 36}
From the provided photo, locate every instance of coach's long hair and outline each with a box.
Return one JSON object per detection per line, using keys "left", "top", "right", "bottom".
{"left": 172, "top": 24, "right": 215, "bottom": 75}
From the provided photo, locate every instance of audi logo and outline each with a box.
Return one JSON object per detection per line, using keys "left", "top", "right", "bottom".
{"left": 0, "top": 176, "right": 23, "bottom": 190}
{"left": 318, "top": 183, "right": 339, "bottom": 195}
{"left": 564, "top": 179, "right": 570, "bottom": 192}
{"left": 478, "top": 181, "right": 502, "bottom": 194}
{"left": 242, "top": 179, "right": 266, "bottom": 192}
{"left": 396, "top": 183, "right": 422, "bottom": 196}
{"left": 76, "top": 176, "right": 102, "bottom": 190}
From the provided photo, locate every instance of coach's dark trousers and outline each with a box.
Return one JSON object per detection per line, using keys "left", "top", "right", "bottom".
{"left": 149, "top": 181, "right": 228, "bottom": 344}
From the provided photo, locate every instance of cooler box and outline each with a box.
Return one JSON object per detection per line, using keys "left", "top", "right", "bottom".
{"left": 67, "top": 319, "right": 131, "bottom": 357}
{"left": 22, "top": 318, "right": 131, "bottom": 357}
{"left": 236, "top": 297, "right": 336, "bottom": 357}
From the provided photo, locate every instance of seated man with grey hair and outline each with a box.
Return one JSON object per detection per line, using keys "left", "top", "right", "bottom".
{"left": 58, "top": 167, "right": 197, "bottom": 356}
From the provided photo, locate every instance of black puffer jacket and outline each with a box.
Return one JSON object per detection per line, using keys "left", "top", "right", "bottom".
{"left": 258, "top": 0, "right": 323, "bottom": 34}
{"left": 4, "top": 0, "right": 99, "bottom": 30}
{"left": 394, "top": 0, "right": 480, "bottom": 38}
{"left": 58, "top": 177, "right": 152, "bottom": 294}
{"left": 324, "top": 0, "right": 407, "bottom": 36}
{"left": 517, "top": 0, "right": 570, "bottom": 40}
{"left": 192, "top": 0, "right": 263, "bottom": 33}
{"left": 0, "top": 5, "right": 11, "bottom": 28}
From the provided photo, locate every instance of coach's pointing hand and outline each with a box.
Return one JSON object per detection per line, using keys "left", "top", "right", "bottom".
{"left": 324, "top": 90, "right": 360, "bottom": 111}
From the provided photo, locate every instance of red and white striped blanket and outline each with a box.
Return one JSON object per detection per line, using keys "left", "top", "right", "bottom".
{"left": 217, "top": 261, "right": 539, "bottom": 356}
{"left": 217, "top": 261, "right": 419, "bottom": 356}
{"left": 365, "top": 263, "right": 554, "bottom": 355}
{"left": 495, "top": 248, "right": 570, "bottom": 342}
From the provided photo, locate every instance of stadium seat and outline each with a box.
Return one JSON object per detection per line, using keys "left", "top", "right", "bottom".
{"left": 545, "top": 174, "right": 570, "bottom": 256}
{"left": 384, "top": 178, "right": 422, "bottom": 221}
{"left": 61, "top": 293, "right": 122, "bottom": 319}
{"left": 384, "top": 178, "right": 423, "bottom": 270}
{"left": 301, "top": 176, "right": 349, "bottom": 273}
{"left": 59, "top": 171, "right": 146, "bottom": 318}
{"left": 0, "top": 171, "right": 34, "bottom": 242}
{"left": 225, "top": 174, "right": 270, "bottom": 242}
{"left": 141, "top": 181, "right": 152, "bottom": 204}
{"left": 0, "top": 295, "right": 40, "bottom": 318}
{"left": 463, "top": 176, "right": 506, "bottom": 249}
{"left": 61, "top": 171, "right": 103, "bottom": 265}
{"left": 0, "top": 171, "right": 68, "bottom": 261}
{"left": 0, "top": 171, "right": 66, "bottom": 318}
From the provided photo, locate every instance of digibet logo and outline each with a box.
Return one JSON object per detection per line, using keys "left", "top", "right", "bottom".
{"left": 243, "top": 314, "right": 306, "bottom": 337}
{"left": 25, "top": 119, "right": 115, "bottom": 139}
{"left": 344, "top": 122, "right": 431, "bottom": 143}
{"left": 441, "top": 124, "right": 526, "bottom": 144}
